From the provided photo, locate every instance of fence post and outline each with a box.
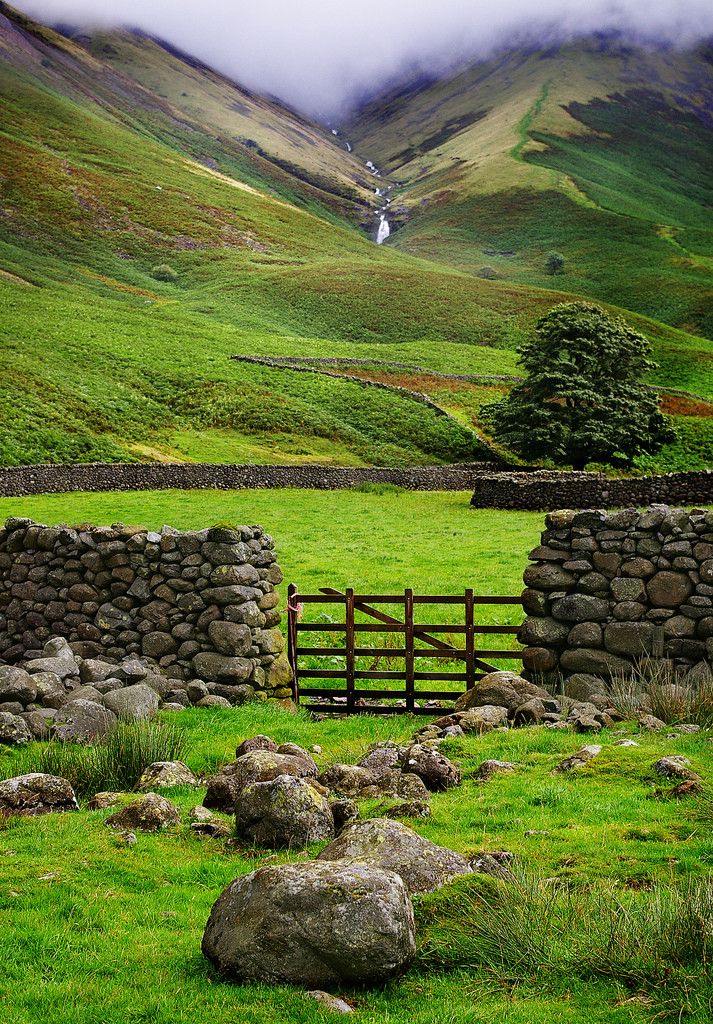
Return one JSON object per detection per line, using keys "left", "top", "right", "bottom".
{"left": 405, "top": 588, "right": 415, "bottom": 712}
{"left": 287, "top": 583, "right": 299, "bottom": 703}
{"left": 465, "top": 588, "right": 475, "bottom": 692}
{"left": 345, "top": 587, "right": 355, "bottom": 713}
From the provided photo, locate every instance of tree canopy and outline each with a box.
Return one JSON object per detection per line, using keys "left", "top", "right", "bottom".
{"left": 487, "top": 302, "right": 675, "bottom": 469}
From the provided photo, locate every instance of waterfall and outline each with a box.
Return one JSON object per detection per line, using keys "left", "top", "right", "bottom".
{"left": 377, "top": 215, "right": 390, "bottom": 245}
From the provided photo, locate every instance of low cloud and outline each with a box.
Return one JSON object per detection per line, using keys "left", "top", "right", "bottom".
{"left": 13, "top": 0, "right": 713, "bottom": 116}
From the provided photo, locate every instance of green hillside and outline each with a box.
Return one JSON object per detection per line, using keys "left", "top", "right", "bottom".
{"left": 345, "top": 38, "right": 713, "bottom": 340}
{"left": 0, "top": 5, "right": 712, "bottom": 470}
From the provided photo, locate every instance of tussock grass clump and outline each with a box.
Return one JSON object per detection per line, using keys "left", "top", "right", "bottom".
{"left": 610, "top": 659, "right": 713, "bottom": 726}
{"left": 418, "top": 870, "right": 713, "bottom": 1016}
{"left": 20, "top": 720, "right": 188, "bottom": 798}
{"left": 150, "top": 263, "right": 178, "bottom": 282}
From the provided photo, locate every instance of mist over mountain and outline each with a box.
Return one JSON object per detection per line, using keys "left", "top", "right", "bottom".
{"left": 12, "top": 0, "right": 713, "bottom": 115}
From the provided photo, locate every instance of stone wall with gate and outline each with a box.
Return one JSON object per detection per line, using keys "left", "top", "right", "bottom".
{"left": 0, "top": 517, "right": 292, "bottom": 696}
{"left": 520, "top": 505, "right": 713, "bottom": 682}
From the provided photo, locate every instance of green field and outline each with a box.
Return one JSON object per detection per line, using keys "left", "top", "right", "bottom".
{"left": 1, "top": 703, "right": 712, "bottom": 1024}
{"left": 0, "top": 489, "right": 541, "bottom": 594}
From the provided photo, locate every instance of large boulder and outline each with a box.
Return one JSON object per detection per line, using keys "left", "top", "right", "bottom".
{"left": 0, "top": 773, "right": 78, "bottom": 816}
{"left": 0, "top": 711, "right": 32, "bottom": 746}
{"left": 105, "top": 792, "right": 180, "bottom": 832}
{"left": 235, "top": 774, "right": 334, "bottom": 848}
{"left": 316, "top": 817, "right": 472, "bottom": 894}
{"left": 103, "top": 684, "right": 159, "bottom": 721}
{"left": 455, "top": 672, "right": 549, "bottom": 716}
{"left": 52, "top": 699, "right": 117, "bottom": 744}
{"left": 137, "top": 761, "right": 198, "bottom": 790}
{"left": 400, "top": 744, "right": 460, "bottom": 791}
{"left": 202, "top": 861, "right": 416, "bottom": 987}
{"left": 204, "top": 749, "right": 317, "bottom": 814}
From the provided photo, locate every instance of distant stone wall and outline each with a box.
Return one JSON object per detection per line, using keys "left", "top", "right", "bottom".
{"left": 471, "top": 471, "right": 713, "bottom": 511}
{"left": 0, "top": 462, "right": 505, "bottom": 497}
{"left": 520, "top": 506, "right": 713, "bottom": 681}
{"left": 0, "top": 518, "right": 292, "bottom": 697}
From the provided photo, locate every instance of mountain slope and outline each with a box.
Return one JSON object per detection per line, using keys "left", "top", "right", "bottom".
{"left": 0, "top": 6, "right": 711, "bottom": 471}
{"left": 345, "top": 37, "right": 713, "bottom": 338}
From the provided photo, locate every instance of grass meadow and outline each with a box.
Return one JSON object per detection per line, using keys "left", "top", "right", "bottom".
{"left": 1, "top": 703, "right": 712, "bottom": 1024}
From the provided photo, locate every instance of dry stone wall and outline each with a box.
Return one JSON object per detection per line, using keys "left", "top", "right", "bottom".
{"left": 471, "top": 471, "right": 713, "bottom": 511}
{"left": 520, "top": 505, "right": 713, "bottom": 681}
{"left": 0, "top": 518, "right": 292, "bottom": 697}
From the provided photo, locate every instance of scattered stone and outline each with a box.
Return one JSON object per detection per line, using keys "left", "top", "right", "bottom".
{"left": 400, "top": 744, "right": 461, "bottom": 791}
{"left": 305, "top": 991, "right": 354, "bottom": 1014}
{"left": 52, "top": 699, "right": 117, "bottom": 743}
{"left": 137, "top": 761, "right": 198, "bottom": 790}
{"left": 657, "top": 779, "right": 704, "bottom": 799}
{"left": 112, "top": 830, "right": 137, "bottom": 846}
{"left": 191, "top": 819, "right": 232, "bottom": 838}
{"left": 196, "top": 695, "right": 232, "bottom": 709}
{"left": 317, "top": 817, "right": 471, "bottom": 894}
{"left": 235, "top": 774, "right": 334, "bottom": 848}
{"left": 0, "top": 773, "right": 78, "bottom": 816}
{"left": 330, "top": 798, "right": 360, "bottom": 832}
{"left": 470, "top": 852, "right": 516, "bottom": 881}
{"left": 638, "top": 714, "right": 666, "bottom": 732}
{"left": 476, "top": 760, "right": 520, "bottom": 781}
{"left": 381, "top": 800, "right": 431, "bottom": 820}
{"left": 455, "top": 671, "right": 549, "bottom": 717}
{"left": 553, "top": 745, "right": 602, "bottom": 773}
{"left": 614, "top": 739, "right": 640, "bottom": 747}
{"left": 204, "top": 750, "right": 318, "bottom": 814}
{"left": 653, "top": 756, "right": 700, "bottom": 780}
{"left": 105, "top": 792, "right": 180, "bottom": 832}
{"left": 87, "top": 792, "right": 123, "bottom": 810}
{"left": 236, "top": 735, "right": 278, "bottom": 757}
{"left": 202, "top": 861, "right": 416, "bottom": 986}
{"left": 0, "top": 712, "right": 31, "bottom": 746}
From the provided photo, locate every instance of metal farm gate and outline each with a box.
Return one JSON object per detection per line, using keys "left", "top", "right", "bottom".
{"left": 286, "top": 585, "right": 524, "bottom": 715}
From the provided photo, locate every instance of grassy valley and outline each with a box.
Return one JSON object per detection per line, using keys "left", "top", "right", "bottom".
{"left": 0, "top": 5, "right": 712, "bottom": 470}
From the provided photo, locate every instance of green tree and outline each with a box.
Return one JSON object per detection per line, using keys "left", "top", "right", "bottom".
{"left": 486, "top": 302, "right": 676, "bottom": 469}
{"left": 546, "top": 251, "right": 565, "bottom": 275}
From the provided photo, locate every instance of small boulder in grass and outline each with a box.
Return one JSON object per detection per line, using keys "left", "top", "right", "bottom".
{"left": 202, "top": 861, "right": 416, "bottom": 987}
{"left": 0, "top": 712, "right": 32, "bottom": 746}
{"left": 305, "top": 991, "right": 354, "bottom": 1014}
{"left": 236, "top": 735, "right": 278, "bottom": 757}
{"left": 137, "top": 761, "right": 198, "bottom": 790}
{"left": 399, "top": 743, "right": 461, "bottom": 792}
{"left": 105, "top": 792, "right": 180, "bottom": 832}
{"left": 638, "top": 714, "right": 666, "bottom": 732}
{"left": 234, "top": 774, "right": 334, "bottom": 848}
{"left": 476, "top": 760, "right": 520, "bottom": 781}
{"left": 0, "top": 773, "right": 78, "bottom": 816}
{"left": 653, "top": 756, "right": 700, "bottom": 781}
{"left": 552, "top": 745, "right": 602, "bottom": 773}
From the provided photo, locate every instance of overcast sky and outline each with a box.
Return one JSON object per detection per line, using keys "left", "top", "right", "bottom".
{"left": 14, "top": 0, "right": 713, "bottom": 115}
